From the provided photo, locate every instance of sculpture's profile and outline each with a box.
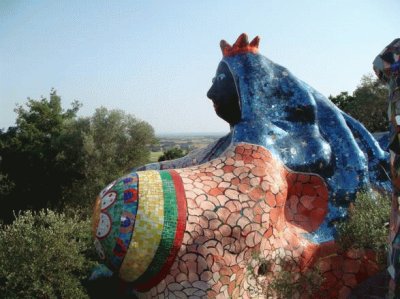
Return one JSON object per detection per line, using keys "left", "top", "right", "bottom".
{"left": 93, "top": 34, "right": 391, "bottom": 298}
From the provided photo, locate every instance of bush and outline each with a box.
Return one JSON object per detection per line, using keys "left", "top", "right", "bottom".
{"left": 336, "top": 191, "right": 390, "bottom": 266}
{"left": 267, "top": 262, "right": 324, "bottom": 298}
{"left": 0, "top": 209, "right": 95, "bottom": 299}
{"left": 158, "top": 147, "right": 187, "bottom": 162}
{"left": 246, "top": 252, "right": 324, "bottom": 298}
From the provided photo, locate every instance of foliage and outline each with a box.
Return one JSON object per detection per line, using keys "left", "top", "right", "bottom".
{"left": 0, "top": 91, "right": 156, "bottom": 221}
{"left": 0, "top": 172, "right": 14, "bottom": 198}
{"left": 246, "top": 252, "right": 324, "bottom": 299}
{"left": 336, "top": 191, "right": 390, "bottom": 266}
{"left": 64, "top": 107, "right": 156, "bottom": 210}
{"left": 329, "top": 74, "right": 388, "bottom": 132}
{"left": 329, "top": 91, "right": 355, "bottom": 111}
{"left": 158, "top": 147, "right": 187, "bottom": 162}
{"left": 0, "top": 91, "right": 81, "bottom": 221}
{"left": 0, "top": 209, "right": 96, "bottom": 299}
{"left": 267, "top": 263, "right": 324, "bottom": 299}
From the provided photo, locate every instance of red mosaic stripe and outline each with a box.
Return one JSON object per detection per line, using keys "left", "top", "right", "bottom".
{"left": 134, "top": 169, "right": 187, "bottom": 291}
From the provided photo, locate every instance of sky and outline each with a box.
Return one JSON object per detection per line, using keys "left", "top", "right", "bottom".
{"left": 0, "top": 1, "right": 399, "bottom": 135}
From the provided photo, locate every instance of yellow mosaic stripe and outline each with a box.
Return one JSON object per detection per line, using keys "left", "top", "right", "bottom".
{"left": 119, "top": 170, "right": 164, "bottom": 282}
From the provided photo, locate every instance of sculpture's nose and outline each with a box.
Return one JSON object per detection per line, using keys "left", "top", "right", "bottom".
{"left": 207, "top": 84, "right": 216, "bottom": 101}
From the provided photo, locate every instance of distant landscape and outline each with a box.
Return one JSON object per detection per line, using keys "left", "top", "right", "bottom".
{"left": 150, "top": 133, "right": 224, "bottom": 162}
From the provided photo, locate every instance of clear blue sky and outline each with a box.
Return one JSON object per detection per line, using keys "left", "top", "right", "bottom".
{"left": 1, "top": 1, "right": 399, "bottom": 134}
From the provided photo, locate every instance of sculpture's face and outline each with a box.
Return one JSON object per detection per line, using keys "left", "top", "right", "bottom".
{"left": 207, "top": 62, "right": 241, "bottom": 125}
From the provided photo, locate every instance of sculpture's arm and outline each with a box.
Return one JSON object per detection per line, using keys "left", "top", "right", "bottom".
{"left": 341, "top": 111, "right": 388, "bottom": 161}
{"left": 341, "top": 111, "right": 391, "bottom": 191}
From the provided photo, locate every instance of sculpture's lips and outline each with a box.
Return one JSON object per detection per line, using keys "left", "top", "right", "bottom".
{"left": 213, "top": 102, "right": 219, "bottom": 111}
{"left": 213, "top": 103, "right": 218, "bottom": 109}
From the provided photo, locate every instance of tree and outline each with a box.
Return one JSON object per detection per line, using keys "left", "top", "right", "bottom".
{"left": 158, "top": 147, "right": 187, "bottom": 162}
{"left": 65, "top": 107, "right": 157, "bottom": 208}
{"left": 0, "top": 90, "right": 81, "bottom": 221}
{"left": 0, "top": 91, "right": 156, "bottom": 221}
{"left": 328, "top": 91, "right": 355, "bottom": 111}
{"left": 329, "top": 74, "right": 388, "bottom": 132}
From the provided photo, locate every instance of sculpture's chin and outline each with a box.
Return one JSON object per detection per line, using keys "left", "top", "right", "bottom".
{"left": 213, "top": 104, "right": 226, "bottom": 121}
{"left": 213, "top": 104, "right": 241, "bottom": 126}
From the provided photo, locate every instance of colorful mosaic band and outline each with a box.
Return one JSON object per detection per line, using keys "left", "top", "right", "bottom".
{"left": 134, "top": 170, "right": 187, "bottom": 291}
{"left": 119, "top": 170, "right": 165, "bottom": 281}
{"left": 93, "top": 169, "right": 187, "bottom": 291}
{"left": 93, "top": 174, "right": 139, "bottom": 269}
{"left": 110, "top": 175, "right": 139, "bottom": 269}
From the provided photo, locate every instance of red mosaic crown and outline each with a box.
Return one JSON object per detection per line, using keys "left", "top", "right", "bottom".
{"left": 220, "top": 33, "right": 260, "bottom": 57}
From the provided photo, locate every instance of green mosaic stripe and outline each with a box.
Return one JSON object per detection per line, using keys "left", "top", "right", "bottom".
{"left": 101, "top": 179, "right": 128, "bottom": 257}
{"left": 132, "top": 170, "right": 178, "bottom": 285}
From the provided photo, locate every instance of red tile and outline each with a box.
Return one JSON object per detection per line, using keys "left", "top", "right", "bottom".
{"left": 318, "top": 259, "right": 332, "bottom": 272}
{"left": 275, "top": 191, "right": 286, "bottom": 206}
{"left": 219, "top": 224, "right": 232, "bottom": 237}
{"left": 209, "top": 188, "right": 224, "bottom": 196}
{"left": 343, "top": 259, "right": 360, "bottom": 273}
{"left": 251, "top": 166, "right": 267, "bottom": 177}
{"left": 235, "top": 146, "right": 245, "bottom": 155}
{"left": 201, "top": 271, "right": 213, "bottom": 282}
{"left": 338, "top": 286, "right": 351, "bottom": 299}
{"left": 266, "top": 192, "right": 276, "bottom": 207}
{"left": 226, "top": 212, "right": 241, "bottom": 227}
{"left": 298, "top": 174, "right": 311, "bottom": 183}
{"left": 231, "top": 177, "right": 240, "bottom": 186}
{"left": 269, "top": 207, "right": 280, "bottom": 224}
{"left": 234, "top": 154, "right": 243, "bottom": 161}
{"left": 343, "top": 273, "right": 358, "bottom": 287}
{"left": 222, "top": 165, "right": 235, "bottom": 173}
{"left": 346, "top": 248, "right": 362, "bottom": 259}
{"left": 207, "top": 290, "right": 218, "bottom": 298}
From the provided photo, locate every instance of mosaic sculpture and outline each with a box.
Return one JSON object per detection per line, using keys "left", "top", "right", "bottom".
{"left": 373, "top": 38, "right": 400, "bottom": 298}
{"left": 93, "top": 34, "right": 391, "bottom": 298}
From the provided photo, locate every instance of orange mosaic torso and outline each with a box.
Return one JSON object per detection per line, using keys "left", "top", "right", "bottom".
{"left": 136, "top": 143, "right": 379, "bottom": 299}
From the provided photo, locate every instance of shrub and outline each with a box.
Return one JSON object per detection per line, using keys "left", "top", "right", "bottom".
{"left": 0, "top": 209, "right": 96, "bottom": 299}
{"left": 158, "top": 147, "right": 187, "bottom": 162}
{"left": 267, "top": 262, "right": 324, "bottom": 298}
{"left": 336, "top": 191, "right": 390, "bottom": 267}
{"left": 247, "top": 252, "right": 324, "bottom": 298}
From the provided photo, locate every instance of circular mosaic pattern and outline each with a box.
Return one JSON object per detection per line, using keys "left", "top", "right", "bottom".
{"left": 101, "top": 191, "right": 117, "bottom": 209}
{"left": 96, "top": 212, "right": 112, "bottom": 239}
{"left": 100, "top": 180, "right": 116, "bottom": 197}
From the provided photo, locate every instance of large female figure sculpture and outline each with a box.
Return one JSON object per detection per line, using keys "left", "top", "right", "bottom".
{"left": 93, "top": 34, "right": 391, "bottom": 298}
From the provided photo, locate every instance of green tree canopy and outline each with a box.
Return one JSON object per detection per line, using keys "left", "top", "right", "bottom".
{"left": 0, "top": 91, "right": 81, "bottom": 220}
{"left": 0, "top": 91, "right": 156, "bottom": 221}
{"left": 65, "top": 107, "right": 157, "bottom": 208}
{"left": 329, "top": 74, "right": 388, "bottom": 132}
